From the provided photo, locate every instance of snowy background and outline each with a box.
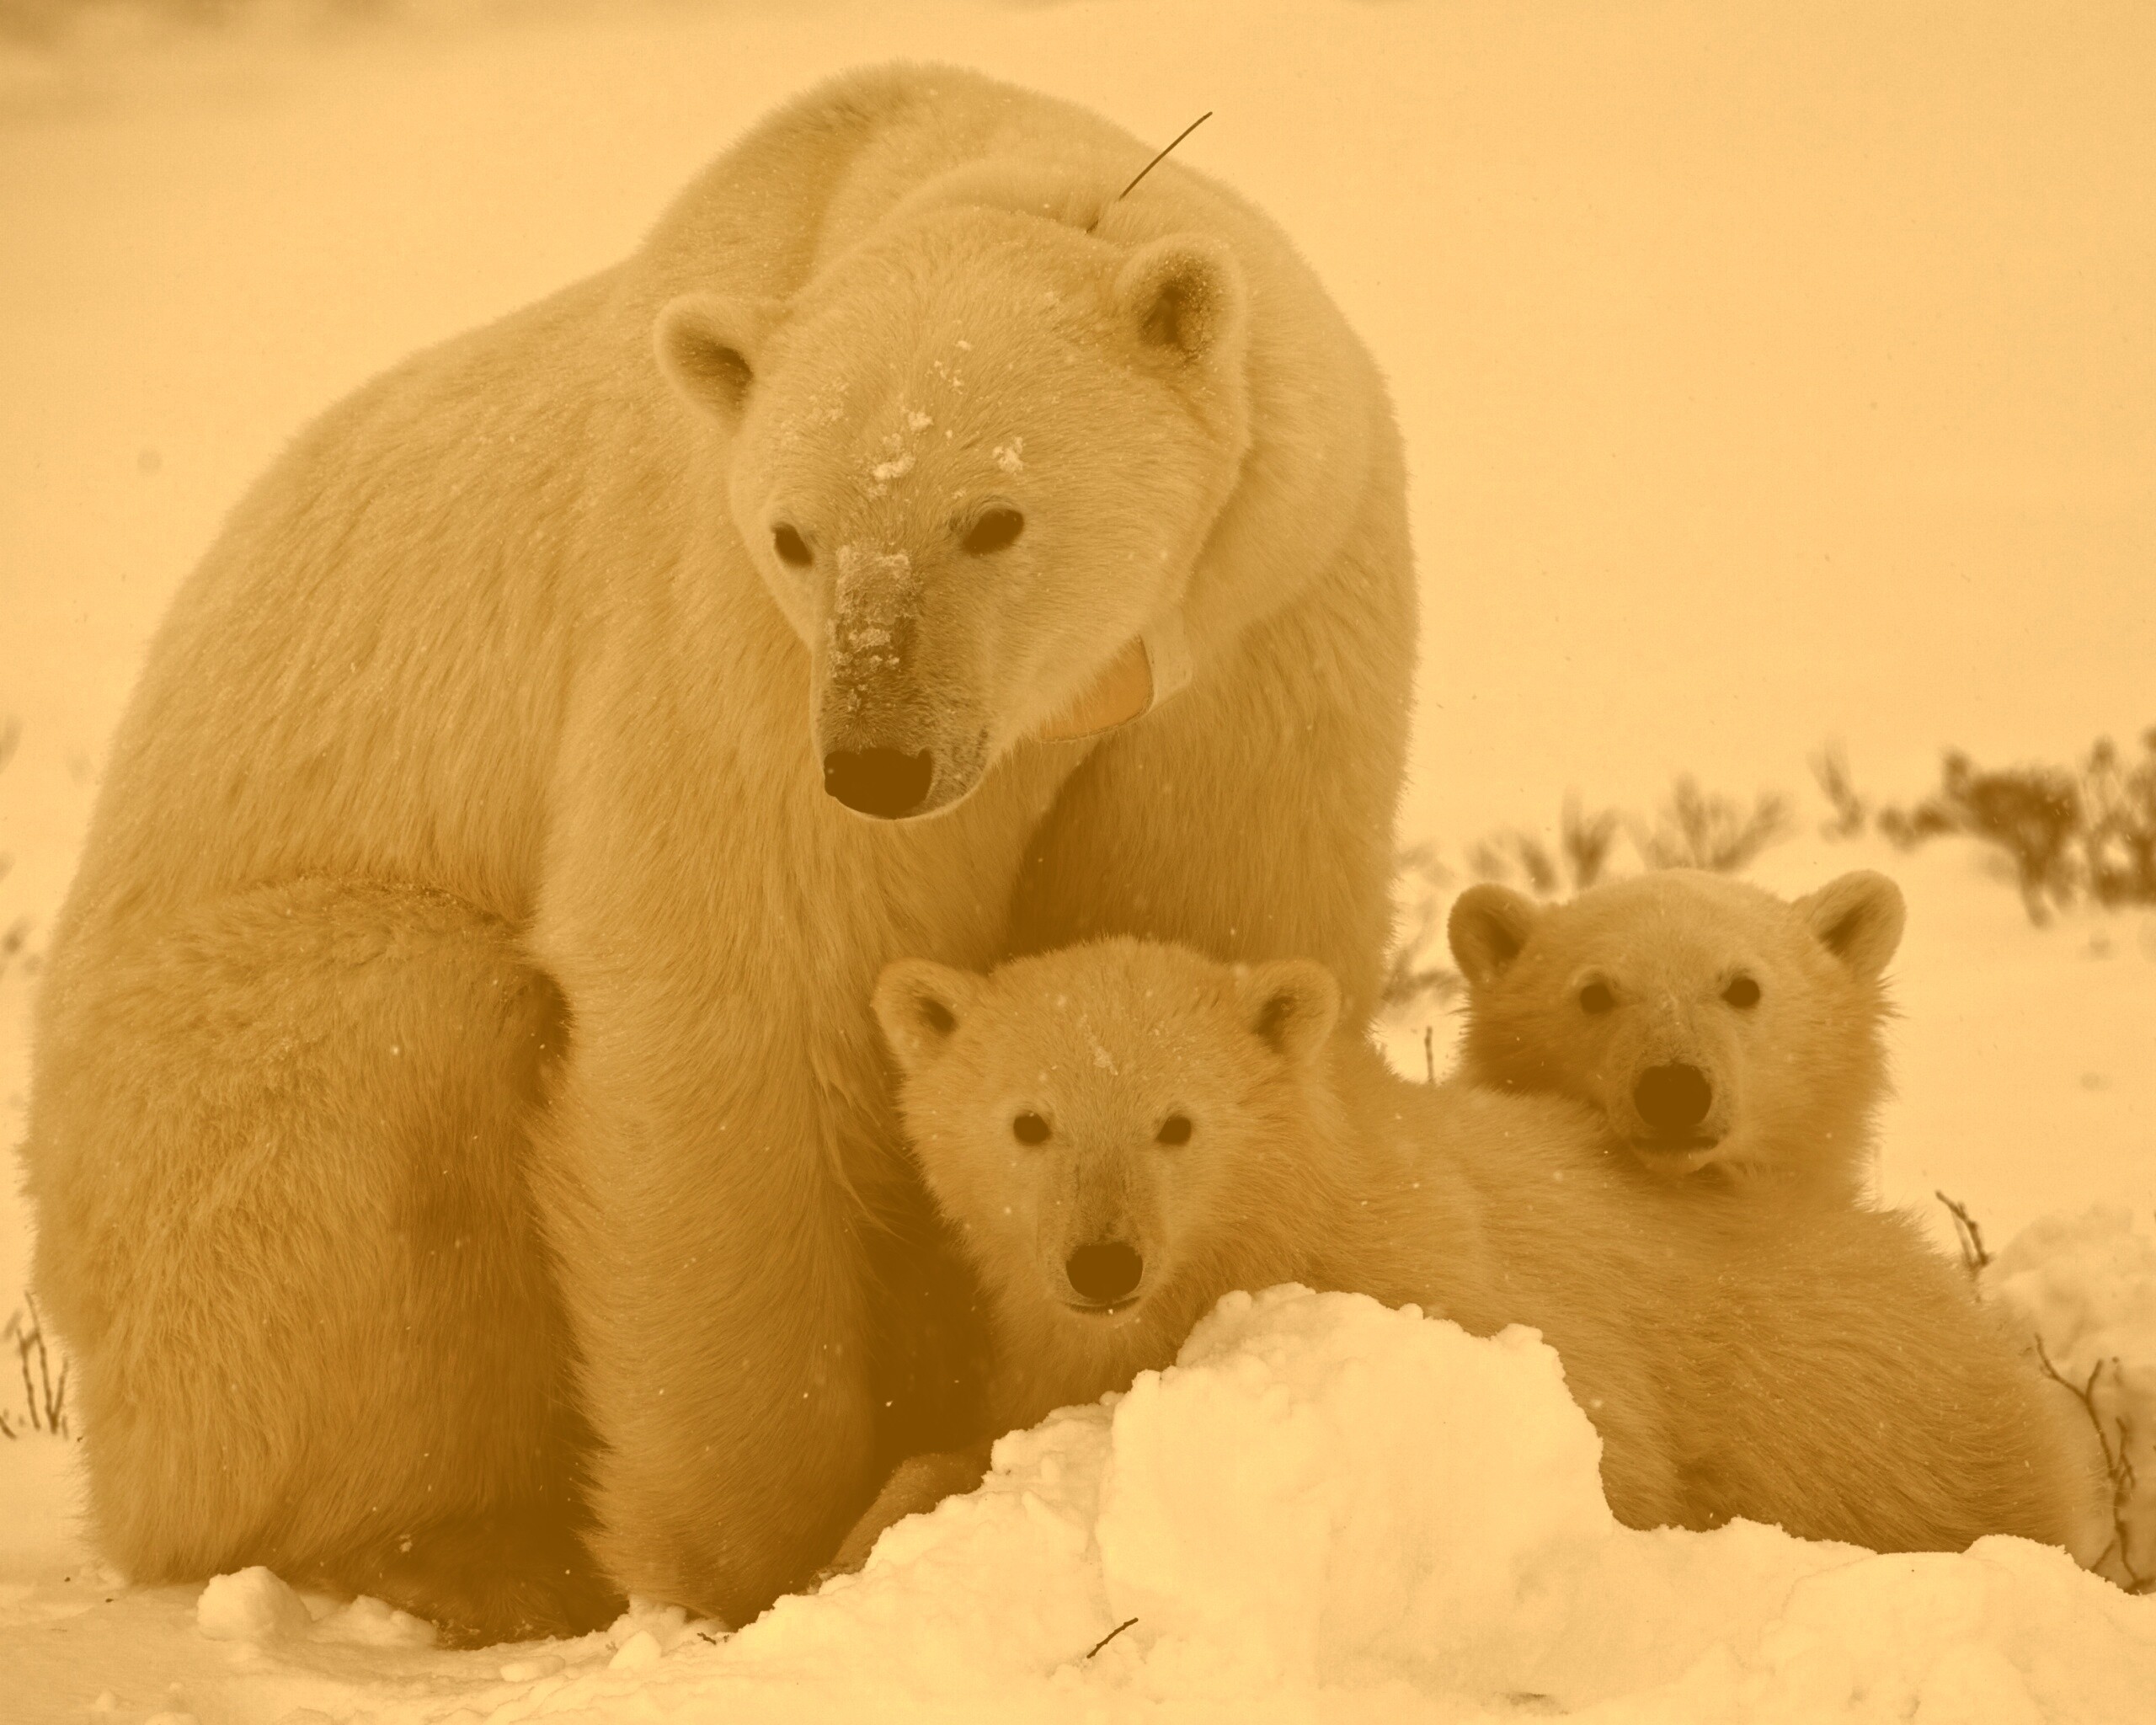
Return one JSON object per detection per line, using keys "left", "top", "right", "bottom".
{"left": 2, "top": 1, "right": 2153, "bottom": 1719}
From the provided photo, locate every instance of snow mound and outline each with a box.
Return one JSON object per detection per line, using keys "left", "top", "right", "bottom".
{"left": 1096, "top": 1287, "right": 1619, "bottom": 1691}
{"left": 195, "top": 1566, "right": 434, "bottom": 1650}
{"left": 1987, "top": 1206, "right": 2156, "bottom": 1587}
{"left": 9, "top": 1280, "right": 2156, "bottom": 1722}
{"left": 195, "top": 1567, "right": 311, "bottom": 1642}
{"left": 619, "top": 1286, "right": 2154, "bottom": 1722}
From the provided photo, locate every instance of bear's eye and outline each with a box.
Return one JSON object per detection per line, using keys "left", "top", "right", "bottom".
{"left": 1011, "top": 1112, "right": 1051, "bottom": 1145}
{"left": 1156, "top": 1114, "right": 1193, "bottom": 1146}
{"left": 963, "top": 507, "right": 1024, "bottom": 556}
{"left": 771, "top": 523, "right": 813, "bottom": 568}
{"left": 1723, "top": 975, "right": 1762, "bottom": 1009}
{"left": 1577, "top": 980, "right": 1615, "bottom": 1015}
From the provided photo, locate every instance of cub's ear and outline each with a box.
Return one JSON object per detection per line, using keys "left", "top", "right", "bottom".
{"left": 1801, "top": 871, "right": 1906, "bottom": 980}
{"left": 654, "top": 293, "right": 783, "bottom": 425}
{"left": 1114, "top": 235, "right": 1248, "bottom": 372}
{"left": 1448, "top": 885, "right": 1541, "bottom": 989}
{"left": 873, "top": 959, "right": 980, "bottom": 1074}
{"left": 1235, "top": 959, "right": 1340, "bottom": 1066}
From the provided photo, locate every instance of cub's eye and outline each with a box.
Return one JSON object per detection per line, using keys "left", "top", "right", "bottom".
{"left": 771, "top": 523, "right": 813, "bottom": 568}
{"left": 1011, "top": 1112, "right": 1051, "bottom": 1145}
{"left": 962, "top": 507, "right": 1024, "bottom": 556}
{"left": 1577, "top": 980, "right": 1615, "bottom": 1016}
{"left": 1156, "top": 1114, "right": 1193, "bottom": 1146}
{"left": 1723, "top": 975, "right": 1762, "bottom": 1009}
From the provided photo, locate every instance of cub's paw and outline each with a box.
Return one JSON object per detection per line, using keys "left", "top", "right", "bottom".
{"left": 817, "top": 1445, "right": 995, "bottom": 1583}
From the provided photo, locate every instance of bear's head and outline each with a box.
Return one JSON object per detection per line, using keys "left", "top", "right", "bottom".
{"left": 871, "top": 938, "right": 1337, "bottom": 1386}
{"left": 656, "top": 187, "right": 1251, "bottom": 821}
{"left": 1446, "top": 869, "right": 1906, "bottom": 1197}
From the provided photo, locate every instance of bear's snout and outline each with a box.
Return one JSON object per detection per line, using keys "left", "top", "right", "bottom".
{"left": 1064, "top": 1239, "right": 1144, "bottom": 1308}
{"left": 823, "top": 747, "right": 935, "bottom": 819}
{"left": 1633, "top": 1062, "right": 1715, "bottom": 1139}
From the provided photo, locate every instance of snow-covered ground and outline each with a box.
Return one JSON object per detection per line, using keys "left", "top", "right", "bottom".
{"left": 3, "top": 2, "right": 2153, "bottom": 1719}
{"left": 5, "top": 1239, "right": 2156, "bottom": 1723}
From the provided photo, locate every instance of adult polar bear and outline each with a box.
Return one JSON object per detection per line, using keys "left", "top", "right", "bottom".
{"left": 22, "top": 67, "right": 1414, "bottom": 1641}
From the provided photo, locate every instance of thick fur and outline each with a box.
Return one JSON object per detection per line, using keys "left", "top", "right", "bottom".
{"left": 1448, "top": 869, "right": 1906, "bottom": 1201}
{"left": 836, "top": 938, "right": 2102, "bottom": 1569}
{"left": 19, "top": 67, "right": 1415, "bottom": 1639}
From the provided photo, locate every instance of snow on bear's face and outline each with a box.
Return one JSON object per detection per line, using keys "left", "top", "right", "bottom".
{"left": 656, "top": 205, "right": 1251, "bottom": 821}
{"left": 1447, "top": 869, "right": 1906, "bottom": 1194}
{"left": 871, "top": 939, "right": 1337, "bottom": 1341}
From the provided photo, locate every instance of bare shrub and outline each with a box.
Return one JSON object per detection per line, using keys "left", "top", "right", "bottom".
{"left": 1558, "top": 796, "right": 1622, "bottom": 891}
{"left": 1812, "top": 742, "right": 1870, "bottom": 840}
{"left": 1465, "top": 796, "right": 1626, "bottom": 900}
{"left": 1936, "top": 1189, "right": 1992, "bottom": 1278}
{"left": 1381, "top": 843, "right": 1462, "bottom": 1016}
{"left": 1, "top": 1295, "right": 70, "bottom": 1440}
{"left": 1869, "top": 732, "right": 2156, "bottom": 925}
{"left": 2079, "top": 729, "right": 2156, "bottom": 909}
{"left": 1935, "top": 1194, "right": 2150, "bottom": 1594}
{"left": 2034, "top": 1340, "right": 2152, "bottom": 1594}
{"left": 1884, "top": 753, "right": 2079, "bottom": 923}
{"left": 1467, "top": 831, "right": 1557, "bottom": 897}
{"left": 1627, "top": 777, "right": 1791, "bottom": 873}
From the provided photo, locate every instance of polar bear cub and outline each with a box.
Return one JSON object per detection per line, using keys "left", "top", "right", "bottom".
{"left": 825, "top": 936, "right": 2098, "bottom": 1578}
{"left": 1448, "top": 868, "right": 1906, "bottom": 1201}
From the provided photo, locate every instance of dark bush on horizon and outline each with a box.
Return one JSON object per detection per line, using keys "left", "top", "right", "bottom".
{"left": 1819, "top": 729, "right": 2156, "bottom": 926}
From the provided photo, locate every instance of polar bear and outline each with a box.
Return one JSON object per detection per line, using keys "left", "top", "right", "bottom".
{"left": 19, "top": 67, "right": 1415, "bottom": 1642}
{"left": 1447, "top": 869, "right": 1906, "bottom": 1201}
{"left": 830, "top": 937, "right": 2100, "bottom": 1574}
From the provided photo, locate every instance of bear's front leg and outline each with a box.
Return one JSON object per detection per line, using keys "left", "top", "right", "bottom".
{"left": 530, "top": 1007, "right": 883, "bottom": 1626}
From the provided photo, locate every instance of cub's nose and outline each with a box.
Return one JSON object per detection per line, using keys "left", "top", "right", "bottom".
{"left": 822, "top": 748, "right": 933, "bottom": 820}
{"left": 1634, "top": 1063, "right": 1714, "bottom": 1135}
{"left": 1065, "top": 1241, "right": 1144, "bottom": 1306}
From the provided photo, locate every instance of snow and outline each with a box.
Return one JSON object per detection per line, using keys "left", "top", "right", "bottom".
{"left": 195, "top": 1571, "right": 315, "bottom": 1644}
{"left": 3, "top": 0, "right": 2153, "bottom": 1719}
{"left": 5, "top": 1286, "right": 2154, "bottom": 1721}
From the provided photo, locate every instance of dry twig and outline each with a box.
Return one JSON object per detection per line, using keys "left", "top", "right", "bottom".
{"left": 1935, "top": 1191, "right": 1991, "bottom": 1276}
{"left": 2033, "top": 1337, "right": 2150, "bottom": 1593}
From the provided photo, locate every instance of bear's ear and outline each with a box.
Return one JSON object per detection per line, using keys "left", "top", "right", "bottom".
{"left": 1235, "top": 959, "right": 1340, "bottom": 1066}
{"left": 1801, "top": 871, "right": 1906, "bottom": 980}
{"left": 873, "top": 959, "right": 980, "bottom": 1073}
{"left": 1114, "top": 235, "right": 1248, "bottom": 371}
{"left": 654, "top": 293, "right": 782, "bottom": 425}
{"left": 1448, "top": 885, "right": 1541, "bottom": 989}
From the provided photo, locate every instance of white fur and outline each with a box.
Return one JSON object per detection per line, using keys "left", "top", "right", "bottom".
{"left": 20, "top": 66, "right": 1416, "bottom": 1639}
{"left": 840, "top": 938, "right": 2106, "bottom": 1574}
{"left": 1449, "top": 868, "right": 1906, "bottom": 1199}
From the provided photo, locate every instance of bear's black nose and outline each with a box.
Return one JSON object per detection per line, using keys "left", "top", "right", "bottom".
{"left": 1065, "top": 1241, "right": 1144, "bottom": 1306}
{"left": 822, "top": 749, "right": 933, "bottom": 820}
{"left": 1635, "top": 1063, "right": 1713, "bottom": 1135}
